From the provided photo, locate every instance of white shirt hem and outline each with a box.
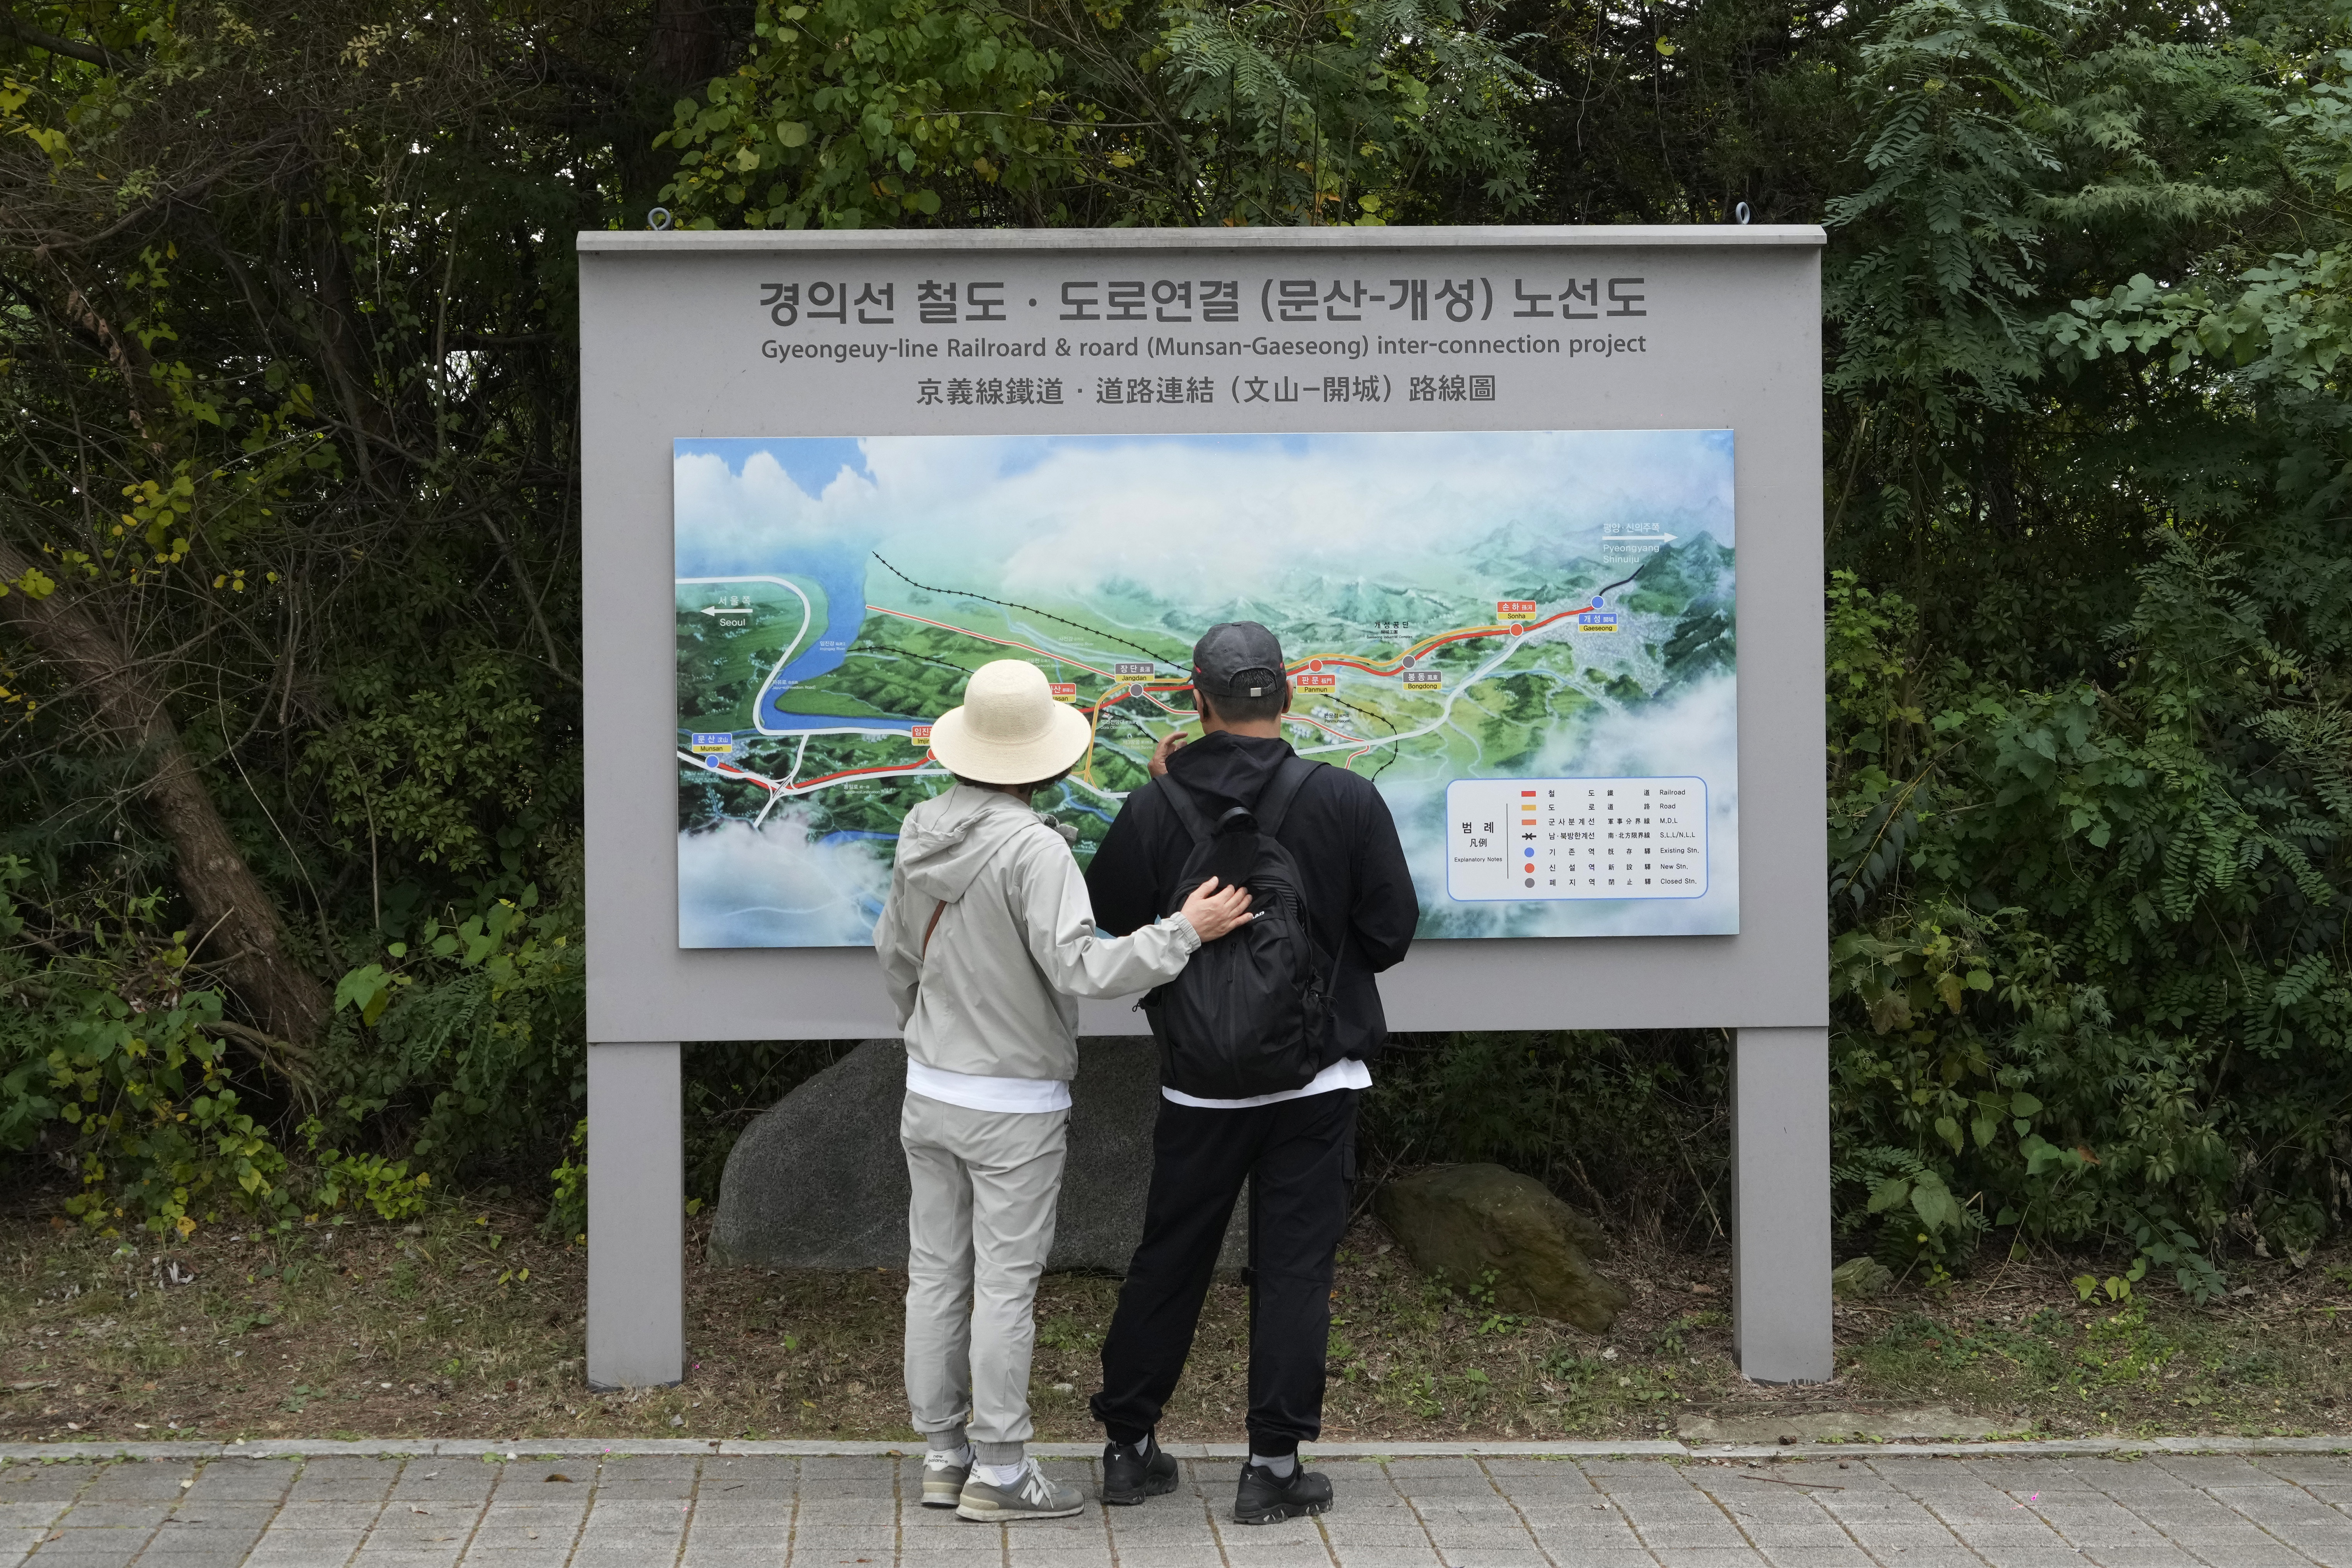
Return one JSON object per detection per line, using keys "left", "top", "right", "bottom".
{"left": 1160, "top": 1056, "right": 1371, "bottom": 1110}
{"left": 906, "top": 1058, "right": 1072, "bottom": 1115}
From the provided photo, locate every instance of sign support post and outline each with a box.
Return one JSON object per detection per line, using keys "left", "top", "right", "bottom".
{"left": 586, "top": 1042, "right": 684, "bottom": 1390}
{"left": 1730, "top": 1027, "right": 1834, "bottom": 1382}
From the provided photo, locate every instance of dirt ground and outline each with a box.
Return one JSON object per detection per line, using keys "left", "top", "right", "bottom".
{"left": 2, "top": 1193, "right": 2348, "bottom": 1445}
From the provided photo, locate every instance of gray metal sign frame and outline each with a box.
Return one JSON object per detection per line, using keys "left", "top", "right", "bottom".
{"left": 576, "top": 225, "right": 1830, "bottom": 1393}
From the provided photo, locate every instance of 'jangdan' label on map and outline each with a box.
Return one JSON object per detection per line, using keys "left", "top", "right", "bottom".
{"left": 1445, "top": 777, "right": 1707, "bottom": 901}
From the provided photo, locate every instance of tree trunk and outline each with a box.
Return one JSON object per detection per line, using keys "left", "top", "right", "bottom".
{"left": 0, "top": 541, "right": 331, "bottom": 1046}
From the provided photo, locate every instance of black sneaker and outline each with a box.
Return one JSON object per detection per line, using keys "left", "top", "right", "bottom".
{"left": 1233, "top": 1459, "right": 1332, "bottom": 1525}
{"left": 1100, "top": 1436, "right": 1178, "bottom": 1505}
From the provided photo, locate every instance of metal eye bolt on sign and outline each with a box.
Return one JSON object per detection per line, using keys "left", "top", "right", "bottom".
{"left": 577, "top": 223, "right": 1830, "bottom": 1392}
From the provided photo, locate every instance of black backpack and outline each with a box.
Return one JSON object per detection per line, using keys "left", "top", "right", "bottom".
{"left": 1139, "top": 755, "right": 1343, "bottom": 1099}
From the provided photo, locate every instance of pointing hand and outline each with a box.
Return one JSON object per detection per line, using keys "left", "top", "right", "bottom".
{"left": 1149, "top": 731, "right": 1193, "bottom": 779}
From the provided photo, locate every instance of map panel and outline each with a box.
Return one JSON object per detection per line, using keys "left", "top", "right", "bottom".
{"left": 674, "top": 431, "right": 1738, "bottom": 946}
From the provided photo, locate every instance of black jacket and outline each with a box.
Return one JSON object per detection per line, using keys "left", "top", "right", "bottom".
{"left": 1085, "top": 732, "right": 1419, "bottom": 1068}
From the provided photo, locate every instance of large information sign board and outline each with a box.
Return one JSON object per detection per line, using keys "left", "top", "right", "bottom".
{"left": 583, "top": 227, "right": 1826, "bottom": 1042}
{"left": 673, "top": 428, "right": 1739, "bottom": 948}
{"left": 578, "top": 226, "right": 1832, "bottom": 1392}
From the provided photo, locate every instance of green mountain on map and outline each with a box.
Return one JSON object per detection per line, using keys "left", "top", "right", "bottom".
{"left": 679, "top": 530, "right": 1735, "bottom": 887}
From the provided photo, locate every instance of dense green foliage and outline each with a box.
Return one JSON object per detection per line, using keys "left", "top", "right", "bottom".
{"left": 1814, "top": 0, "right": 2352, "bottom": 1293}
{"left": 5, "top": 0, "right": 2350, "bottom": 1295}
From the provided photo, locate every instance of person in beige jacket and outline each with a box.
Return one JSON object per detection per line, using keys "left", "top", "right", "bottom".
{"left": 874, "top": 659, "right": 1249, "bottom": 1522}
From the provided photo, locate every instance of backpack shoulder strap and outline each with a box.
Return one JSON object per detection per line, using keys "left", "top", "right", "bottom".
{"left": 920, "top": 899, "right": 948, "bottom": 956}
{"left": 1254, "top": 754, "right": 1325, "bottom": 839}
{"left": 1154, "top": 773, "right": 1215, "bottom": 845}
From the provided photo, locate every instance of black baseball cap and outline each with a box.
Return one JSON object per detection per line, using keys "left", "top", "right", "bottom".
{"left": 1192, "top": 621, "right": 1288, "bottom": 698}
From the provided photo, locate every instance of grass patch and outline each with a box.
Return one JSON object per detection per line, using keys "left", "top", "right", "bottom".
{"left": 0, "top": 1186, "right": 2346, "bottom": 1443}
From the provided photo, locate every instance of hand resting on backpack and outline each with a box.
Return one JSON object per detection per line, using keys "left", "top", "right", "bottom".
{"left": 1177, "top": 876, "right": 1254, "bottom": 943}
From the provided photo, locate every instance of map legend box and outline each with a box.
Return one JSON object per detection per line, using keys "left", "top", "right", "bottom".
{"left": 1446, "top": 777, "right": 1708, "bottom": 901}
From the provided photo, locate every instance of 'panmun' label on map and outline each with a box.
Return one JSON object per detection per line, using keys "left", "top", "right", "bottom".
{"left": 1445, "top": 778, "right": 1707, "bottom": 901}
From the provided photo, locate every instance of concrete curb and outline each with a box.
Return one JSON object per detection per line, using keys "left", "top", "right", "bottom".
{"left": 0, "top": 1435, "right": 2345, "bottom": 1465}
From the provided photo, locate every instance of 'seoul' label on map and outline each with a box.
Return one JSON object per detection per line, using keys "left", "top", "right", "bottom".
{"left": 1445, "top": 778, "right": 1707, "bottom": 901}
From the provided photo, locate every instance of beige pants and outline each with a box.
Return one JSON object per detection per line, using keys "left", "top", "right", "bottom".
{"left": 900, "top": 1089, "right": 1068, "bottom": 1463}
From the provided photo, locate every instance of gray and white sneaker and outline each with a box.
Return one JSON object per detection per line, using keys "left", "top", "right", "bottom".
{"left": 956, "top": 1457, "right": 1085, "bottom": 1521}
{"left": 921, "top": 1450, "right": 972, "bottom": 1508}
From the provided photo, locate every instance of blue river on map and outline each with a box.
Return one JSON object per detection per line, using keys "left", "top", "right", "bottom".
{"left": 747, "top": 558, "right": 926, "bottom": 736}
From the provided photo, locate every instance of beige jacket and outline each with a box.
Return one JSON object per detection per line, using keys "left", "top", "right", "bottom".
{"left": 875, "top": 785, "right": 1198, "bottom": 1083}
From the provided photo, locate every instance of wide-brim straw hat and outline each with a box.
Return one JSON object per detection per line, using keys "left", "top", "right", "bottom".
{"left": 929, "top": 659, "right": 1092, "bottom": 785}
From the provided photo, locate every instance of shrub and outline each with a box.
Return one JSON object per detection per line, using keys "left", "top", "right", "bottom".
{"left": 0, "top": 855, "right": 294, "bottom": 1237}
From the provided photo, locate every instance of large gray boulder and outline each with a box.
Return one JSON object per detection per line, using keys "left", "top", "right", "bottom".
{"left": 712, "top": 1037, "right": 1246, "bottom": 1272}
{"left": 1374, "top": 1163, "right": 1629, "bottom": 1333}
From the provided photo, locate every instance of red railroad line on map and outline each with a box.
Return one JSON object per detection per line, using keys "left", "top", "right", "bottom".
{"left": 681, "top": 755, "right": 778, "bottom": 792}
{"left": 784, "top": 759, "right": 937, "bottom": 792}
{"left": 854, "top": 595, "right": 1604, "bottom": 780}
{"left": 1291, "top": 607, "right": 1581, "bottom": 677}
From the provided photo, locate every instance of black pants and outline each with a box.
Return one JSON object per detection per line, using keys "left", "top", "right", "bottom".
{"left": 1092, "top": 1088, "right": 1356, "bottom": 1456}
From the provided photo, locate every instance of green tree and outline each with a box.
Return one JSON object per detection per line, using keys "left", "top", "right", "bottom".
{"left": 656, "top": 0, "right": 1541, "bottom": 228}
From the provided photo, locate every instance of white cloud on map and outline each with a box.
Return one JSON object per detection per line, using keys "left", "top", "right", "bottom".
{"left": 677, "top": 816, "right": 889, "bottom": 947}
{"left": 674, "top": 431, "right": 1733, "bottom": 591}
{"left": 673, "top": 448, "right": 881, "bottom": 576}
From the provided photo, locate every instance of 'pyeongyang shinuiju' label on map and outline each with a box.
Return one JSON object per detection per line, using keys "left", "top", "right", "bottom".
{"left": 673, "top": 431, "right": 1737, "bottom": 948}
{"left": 1445, "top": 778, "right": 1707, "bottom": 901}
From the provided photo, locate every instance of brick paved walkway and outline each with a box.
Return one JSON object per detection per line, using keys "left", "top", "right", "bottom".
{"left": 3, "top": 1446, "right": 2351, "bottom": 1567}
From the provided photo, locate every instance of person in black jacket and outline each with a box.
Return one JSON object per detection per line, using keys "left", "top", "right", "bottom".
{"left": 1085, "top": 620, "right": 1418, "bottom": 1525}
